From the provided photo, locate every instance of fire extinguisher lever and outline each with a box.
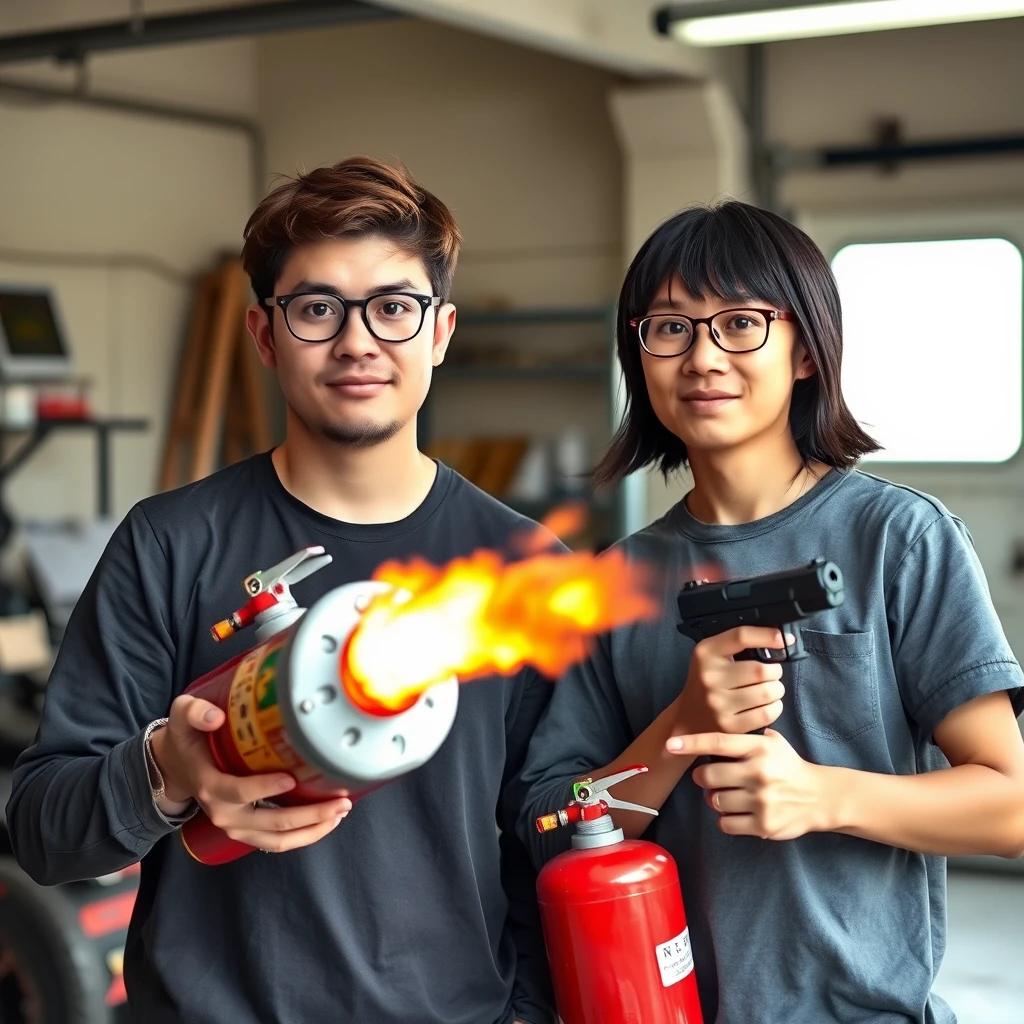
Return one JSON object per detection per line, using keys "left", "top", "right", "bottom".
{"left": 243, "top": 546, "right": 333, "bottom": 596}
{"left": 575, "top": 764, "right": 659, "bottom": 818}
{"left": 211, "top": 545, "right": 333, "bottom": 642}
{"left": 536, "top": 764, "right": 658, "bottom": 834}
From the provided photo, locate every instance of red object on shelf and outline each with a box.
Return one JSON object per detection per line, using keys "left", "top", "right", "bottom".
{"left": 36, "top": 389, "right": 91, "bottom": 420}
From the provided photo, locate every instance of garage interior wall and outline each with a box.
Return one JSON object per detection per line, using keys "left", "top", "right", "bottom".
{"left": 769, "top": 16, "right": 1024, "bottom": 666}
{"left": 256, "top": 17, "right": 624, "bottom": 450}
{"left": 0, "top": 1, "right": 257, "bottom": 530}
{"left": 635, "top": 16, "right": 1024, "bottom": 657}
{"left": 0, "top": 11, "right": 626, "bottom": 532}
{"left": 3, "top": 8, "right": 1024, "bottom": 623}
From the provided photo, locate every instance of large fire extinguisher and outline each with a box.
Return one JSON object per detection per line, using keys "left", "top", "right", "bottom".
{"left": 535, "top": 766, "right": 705, "bottom": 1024}
{"left": 179, "top": 545, "right": 459, "bottom": 865}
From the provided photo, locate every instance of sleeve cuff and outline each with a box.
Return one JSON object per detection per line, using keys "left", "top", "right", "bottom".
{"left": 117, "top": 730, "right": 195, "bottom": 846}
{"left": 914, "top": 660, "right": 1024, "bottom": 738}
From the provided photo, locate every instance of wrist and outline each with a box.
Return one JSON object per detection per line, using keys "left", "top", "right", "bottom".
{"left": 815, "top": 764, "right": 856, "bottom": 834}
{"left": 149, "top": 725, "right": 192, "bottom": 805}
{"left": 669, "top": 694, "right": 696, "bottom": 739}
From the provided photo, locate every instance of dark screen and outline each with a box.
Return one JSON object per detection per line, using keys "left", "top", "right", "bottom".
{"left": 0, "top": 293, "right": 65, "bottom": 357}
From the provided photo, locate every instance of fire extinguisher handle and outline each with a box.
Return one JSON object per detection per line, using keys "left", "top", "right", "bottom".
{"left": 601, "top": 794, "right": 659, "bottom": 818}
{"left": 574, "top": 764, "right": 659, "bottom": 818}
{"left": 244, "top": 545, "right": 333, "bottom": 596}
{"left": 575, "top": 763, "right": 647, "bottom": 799}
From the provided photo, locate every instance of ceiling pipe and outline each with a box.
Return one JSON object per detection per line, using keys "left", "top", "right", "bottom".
{"left": 0, "top": 76, "right": 267, "bottom": 202}
{"left": 0, "top": 0, "right": 401, "bottom": 65}
{"left": 816, "top": 134, "right": 1024, "bottom": 168}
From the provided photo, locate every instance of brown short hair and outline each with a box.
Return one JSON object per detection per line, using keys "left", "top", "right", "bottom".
{"left": 242, "top": 156, "right": 462, "bottom": 308}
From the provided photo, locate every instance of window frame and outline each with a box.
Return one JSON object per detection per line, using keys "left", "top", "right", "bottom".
{"left": 829, "top": 231, "right": 1024, "bottom": 467}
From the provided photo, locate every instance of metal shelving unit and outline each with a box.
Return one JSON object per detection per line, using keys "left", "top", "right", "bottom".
{"left": 420, "top": 304, "right": 622, "bottom": 545}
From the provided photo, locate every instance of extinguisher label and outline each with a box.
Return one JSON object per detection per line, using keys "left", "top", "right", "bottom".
{"left": 655, "top": 927, "right": 694, "bottom": 987}
{"left": 227, "top": 634, "right": 294, "bottom": 773}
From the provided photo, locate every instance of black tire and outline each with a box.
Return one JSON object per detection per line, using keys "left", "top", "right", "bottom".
{"left": 0, "top": 856, "right": 112, "bottom": 1024}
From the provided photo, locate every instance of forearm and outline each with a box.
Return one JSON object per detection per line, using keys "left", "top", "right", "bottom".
{"left": 592, "top": 696, "right": 696, "bottom": 839}
{"left": 824, "top": 762, "right": 1024, "bottom": 859}
{"left": 9, "top": 732, "right": 183, "bottom": 885}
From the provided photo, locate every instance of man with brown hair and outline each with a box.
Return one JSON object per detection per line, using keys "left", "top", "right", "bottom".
{"left": 8, "top": 157, "right": 554, "bottom": 1024}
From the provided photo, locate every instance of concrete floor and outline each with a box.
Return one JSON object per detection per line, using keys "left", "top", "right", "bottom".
{"left": 934, "top": 868, "right": 1024, "bottom": 1024}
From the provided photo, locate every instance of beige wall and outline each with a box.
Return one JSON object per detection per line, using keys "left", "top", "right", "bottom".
{"left": 0, "top": 4, "right": 257, "bottom": 524}
{"left": 755, "top": 20, "right": 1024, "bottom": 658}
{"left": 6, "top": 7, "right": 1023, "bottom": 538}
{"left": 259, "top": 19, "right": 622, "bottom": 308}
{"left": 257, "top": 18, "right": 624, "bottom": 450}
{"left": 632, "top": 18, "right": 1024, "bottom": 529}
{"left": 768, "top": 17, "right": 1024, "bottom": 212}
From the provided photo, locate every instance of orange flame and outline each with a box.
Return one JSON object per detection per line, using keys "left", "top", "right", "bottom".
{"left": 512, "top": 501, "right": 591, "bottom": 556}
{"left": 342, "top": 547, "right": 660, "bottom": 715}
{"left": 541, "top": 501, "right": 590, "bottom": 539}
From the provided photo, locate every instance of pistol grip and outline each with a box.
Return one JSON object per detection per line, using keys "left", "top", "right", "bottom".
{"left": 734, "top": 623, "right": 807, "bottom": 663}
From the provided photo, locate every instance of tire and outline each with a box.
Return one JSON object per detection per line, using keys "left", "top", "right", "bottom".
{"left": 0, "top": 856, "right": 113, "bottom": 1024}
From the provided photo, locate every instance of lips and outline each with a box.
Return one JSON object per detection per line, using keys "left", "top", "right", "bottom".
{"left": 328, "top": 377, "right": 391, "bottom": 387}
{"left": 682, "top": 390, "right": 737, "bottom": 401}
{"left": 680, "top": 390, "right": 739, "bottom": 415}
{"left": 325, "top": 375, "right": 392, "bottom": 399}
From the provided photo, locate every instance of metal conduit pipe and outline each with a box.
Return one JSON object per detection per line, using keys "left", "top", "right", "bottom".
{"left": 0, "top": 76, "right": 267, "bottom": 203}
{"left": 0, "top": 2, "right": 400, "bottom": 203}
{"left": 0, "top": 0, "right": 400, "bottom": 65}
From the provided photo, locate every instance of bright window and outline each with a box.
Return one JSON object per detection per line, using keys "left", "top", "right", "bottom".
{"left": 832, "top": 238, "right": 1023, "bottom": 463}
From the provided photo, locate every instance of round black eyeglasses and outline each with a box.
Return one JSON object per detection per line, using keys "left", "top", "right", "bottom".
{"left": 264, "top": 291, "right": 441, "bottom": 344}
{"left": 630, "top": 307, "right": 795, "bottom": 357}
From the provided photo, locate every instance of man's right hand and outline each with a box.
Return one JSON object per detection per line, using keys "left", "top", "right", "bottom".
{"left": 150, "top": 694, "right": 351, "bottom": 853}
{"left": 673, "top": 626, "right": 789, "bottom": 737}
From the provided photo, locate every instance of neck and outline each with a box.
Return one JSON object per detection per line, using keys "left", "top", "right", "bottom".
{"left": 685, "top": 433, "right": 827, "bottom": 526}
{"left": 272, "top": 411, "right": 436, "bottom": 524}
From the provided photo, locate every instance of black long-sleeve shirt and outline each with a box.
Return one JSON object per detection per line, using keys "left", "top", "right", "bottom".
{"left": 8, "top": 454, "right": 555, "bottom": 1024}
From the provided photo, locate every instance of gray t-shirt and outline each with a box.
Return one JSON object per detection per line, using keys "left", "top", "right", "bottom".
{"left": 518, "top": 467, "right": 1024, "bottom": 1024}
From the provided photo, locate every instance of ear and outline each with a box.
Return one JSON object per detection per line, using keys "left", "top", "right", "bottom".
{"left": 431, "top": 302, "right": 456, "bottom": 367}
{"left": 247, "top": 304, "right": 277, "bottom": 370}
{"left": 794, "top": 343, "right": 816, "bottom": 382}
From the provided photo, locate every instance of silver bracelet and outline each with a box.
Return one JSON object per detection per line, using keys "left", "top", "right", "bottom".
{"left": 143, "top": 717, "right": 171, "bottom": 801}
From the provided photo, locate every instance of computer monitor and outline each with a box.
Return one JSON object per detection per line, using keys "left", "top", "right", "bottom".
{"left": 0, "top": 285, "right": 74, "bottom": 381}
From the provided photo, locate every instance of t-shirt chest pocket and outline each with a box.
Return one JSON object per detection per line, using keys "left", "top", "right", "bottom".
{"left": 791, "top": 629, "right": 880, "bottom": 741}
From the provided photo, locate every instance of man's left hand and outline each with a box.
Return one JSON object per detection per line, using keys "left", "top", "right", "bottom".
{"left": 667, "top": 729, "right": 831, "bottom": 840}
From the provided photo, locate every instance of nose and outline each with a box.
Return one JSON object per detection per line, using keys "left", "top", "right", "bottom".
{"left": 683, "top": 322, "right": 729, "bottom": 376}
{"left": 331, "top": 308, "right": 382, "bottom": 361}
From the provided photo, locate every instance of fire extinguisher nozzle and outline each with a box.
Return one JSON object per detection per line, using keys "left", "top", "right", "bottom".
{"left": 211, "top": 619, "right": 235, "bottom": 642}
{"left": 536, "top": 813, "right": 560, "bottom": 833}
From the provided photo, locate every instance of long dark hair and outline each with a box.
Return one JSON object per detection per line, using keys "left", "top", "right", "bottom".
{"left": 593, "top": 201, "right": 879, "bottom": 487}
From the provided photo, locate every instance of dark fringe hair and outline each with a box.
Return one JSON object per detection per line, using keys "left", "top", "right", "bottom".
{"left": 593, "top": 200, "right": 880, "bottom": 487}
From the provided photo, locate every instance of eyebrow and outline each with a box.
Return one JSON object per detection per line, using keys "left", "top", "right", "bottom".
{"left": 647, "top": 298, "right": 764, "bottom": 314}
{"left": 287, "top": 278, "right": 424, "bottom": 296}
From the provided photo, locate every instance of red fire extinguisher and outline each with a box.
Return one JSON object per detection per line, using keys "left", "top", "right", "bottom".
{"left": 179, "top": 545, "right": 460, "bottom": 866}
{"left": 535, "top": 766, "right": 705, "bottom": 1024}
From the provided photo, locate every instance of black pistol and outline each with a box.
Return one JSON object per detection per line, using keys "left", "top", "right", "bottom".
{"left": 677, "top": 558, "right": 844, "bottom": 664}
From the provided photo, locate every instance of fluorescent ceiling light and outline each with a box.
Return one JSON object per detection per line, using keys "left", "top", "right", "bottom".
{"left": 664, "top": 0, "right": 1024, "bottom": 46}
